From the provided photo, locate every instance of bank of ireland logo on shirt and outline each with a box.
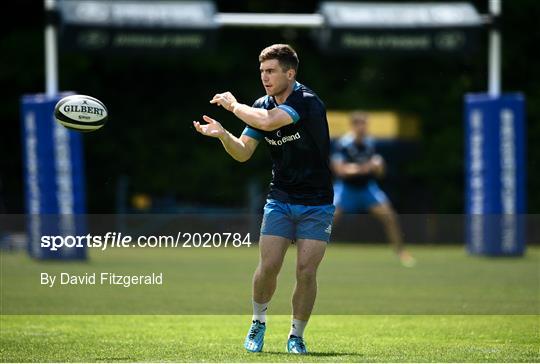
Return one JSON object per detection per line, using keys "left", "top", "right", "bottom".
{"left": 264, "top": 130, "right": 301, "bottom": 146}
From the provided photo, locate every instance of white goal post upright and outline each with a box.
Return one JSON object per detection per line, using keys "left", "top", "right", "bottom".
{"left": 488, "top": 0, "right": 502, "bottom": 96}
{"left": 44, "top": 0, "right": 59, "bottom": 97}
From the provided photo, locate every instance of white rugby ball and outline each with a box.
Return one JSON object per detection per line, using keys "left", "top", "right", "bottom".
{"left": 54, "top": 94, "right": 108, "bottom": 132}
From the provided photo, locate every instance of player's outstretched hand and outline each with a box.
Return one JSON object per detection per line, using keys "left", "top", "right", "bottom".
{"left": 193, "top": 115, "right": 226, "bottom": 139}
{"left": 210, "top": 92, "right": 238, "bottom": 112}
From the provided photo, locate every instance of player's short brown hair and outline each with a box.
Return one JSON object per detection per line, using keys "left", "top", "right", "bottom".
{"left": 259, "top": 44, "right": 299, "bottom": 72}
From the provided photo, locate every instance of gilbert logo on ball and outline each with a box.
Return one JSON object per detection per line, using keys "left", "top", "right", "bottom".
{"left": 54, "top": 95, "right": 108, "bottom": 132}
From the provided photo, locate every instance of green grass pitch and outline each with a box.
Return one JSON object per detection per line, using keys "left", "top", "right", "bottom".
{"left": 1, "top": 315, "right": 538, "bottom": 362}
{"left": 1, "top": 244, "right": 539, "bottom": 362}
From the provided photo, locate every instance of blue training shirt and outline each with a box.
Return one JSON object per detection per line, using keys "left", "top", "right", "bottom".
{"left": 331, "top": 134, "right": 378, "bottom": 187}
{"left": 242, "top": 82, "right": 333, "bottom": 206}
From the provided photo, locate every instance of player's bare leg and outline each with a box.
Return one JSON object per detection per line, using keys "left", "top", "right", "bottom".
{"left": 286, "top": 238, "right": 326, "bottom": 353}
{"left": 292, "top": 239, "right": 326, "bottom": 321}
{"left": 245, "top": 235, "right": 289, "bottom": 352}
{"left": 369, "top": 203, "right": 403, "bottom": 250}
{"left": 292, "top": 239, "right": 326, "bottom": 320}
{"left": 253, "top": 235, "right": 290, "bottom": 303}
{"left": 369, "top": 203, "right": 416, "bottom": 267}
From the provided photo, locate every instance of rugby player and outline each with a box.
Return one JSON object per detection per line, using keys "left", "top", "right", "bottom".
{"left": 194, "top": 44, "right": 334, "bottom": 354}
{"left": 331, "top": 111, "right": 416, "bottom": 267}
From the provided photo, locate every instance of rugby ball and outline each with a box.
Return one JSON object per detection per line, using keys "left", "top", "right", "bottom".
{"left": 54, "top": 95, "right": 108, "bottom": 132}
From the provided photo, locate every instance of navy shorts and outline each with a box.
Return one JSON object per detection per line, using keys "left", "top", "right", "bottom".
{"left": 333, "top": 181, "right": 388, "bottom": 213}
{"left": 260, "top": 199, "right": 336, "bottom": 242}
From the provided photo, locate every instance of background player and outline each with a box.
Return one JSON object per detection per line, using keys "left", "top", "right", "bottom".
{"left": 193, "top": 44, "right": 335, "bottom": 354}
{"left": 331, "top": 111, "right": 416, "bottom": 267}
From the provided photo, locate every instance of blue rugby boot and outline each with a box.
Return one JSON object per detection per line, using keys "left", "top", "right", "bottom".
{"left": 244, "top": 320, "right": 266, "bottom": 352}
{"left": 287, "top": 335, "right": 307, "bottom": 354}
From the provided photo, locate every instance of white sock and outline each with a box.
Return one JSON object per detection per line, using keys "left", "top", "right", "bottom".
{"left": 252, "top": 300, "right": 269, "bottom": 323}
{"left": 289, "top": 318, "right": 308, "bottom": 338}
